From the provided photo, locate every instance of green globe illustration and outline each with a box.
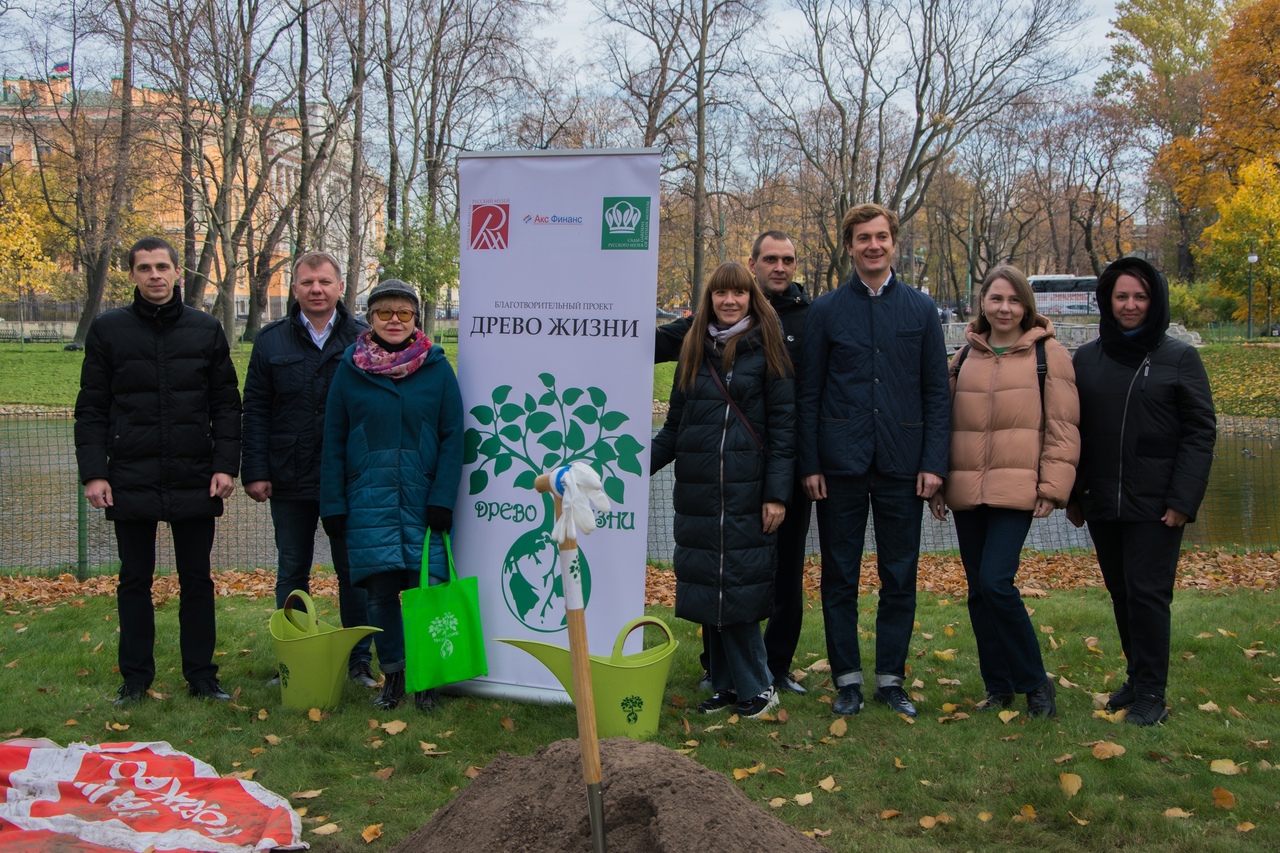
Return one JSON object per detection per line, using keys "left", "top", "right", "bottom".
{"left": 502, "top": 495, "right": 593, "bottom": 632}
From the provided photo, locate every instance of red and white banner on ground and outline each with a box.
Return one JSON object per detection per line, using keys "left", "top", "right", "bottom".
{"left": 0, "top": 739, "right": 304, "bottom": 852}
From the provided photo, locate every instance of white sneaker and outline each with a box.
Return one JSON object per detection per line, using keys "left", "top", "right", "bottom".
{"left": 736, "top": 686, "right": 779, "bottom": 718}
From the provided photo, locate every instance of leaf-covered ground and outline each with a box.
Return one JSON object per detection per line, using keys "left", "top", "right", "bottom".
{"left": 1200, "top": 344, "right": 1280, "bottom": 419}
{"left": 1, "top": 550, "right": 1276, "bottom": 608}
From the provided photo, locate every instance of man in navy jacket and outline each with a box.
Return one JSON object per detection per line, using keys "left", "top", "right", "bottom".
{"left": 241, "top": 250, "right": 376, "bottom": 687}
{"left": 797, "top": 204, "right": 950, "bottom": 718}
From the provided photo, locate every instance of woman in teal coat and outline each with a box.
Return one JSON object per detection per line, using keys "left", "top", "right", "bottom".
{"left": 320, "top": 279, "right": 463, "bottom": 711}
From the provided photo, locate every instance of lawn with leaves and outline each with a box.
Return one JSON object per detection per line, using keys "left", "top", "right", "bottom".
{"left": 1199, "top": 344, "right": 1280, "bottom": 419}
{"left": 1, "top": 579, "right": 1276, "bottom": 851}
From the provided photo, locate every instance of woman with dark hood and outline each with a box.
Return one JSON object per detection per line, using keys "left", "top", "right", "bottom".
{"left": 1066, "top": 257, "right": 1216, "bottom": 726}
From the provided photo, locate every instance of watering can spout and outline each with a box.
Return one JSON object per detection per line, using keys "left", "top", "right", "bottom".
{"left": 499, "top": 639, "right": 575, "bottom": 693}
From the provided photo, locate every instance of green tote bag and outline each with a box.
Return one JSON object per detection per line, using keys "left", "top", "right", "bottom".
{"left": 403, "top": 530, "right": 488, "bottom": 693}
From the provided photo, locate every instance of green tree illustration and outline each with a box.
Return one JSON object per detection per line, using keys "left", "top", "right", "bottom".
{"left": 462, "top": 372, "right": 645, "bottom": 503}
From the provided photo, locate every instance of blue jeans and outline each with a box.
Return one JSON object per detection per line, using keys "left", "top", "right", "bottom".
{"left": 707, "top": 621, "right": 771, "bottom": 700}
{"left": 816, "top": 473, "right": 922, "bottom": 687}
{"left": 270, "top": 499, "right": 371, "bottom": 667}
{"left": 953, "top": 506, "right": 1046, "bottom": 694}
{"left": 363, "top": 532, "right": 448, "bottom": 673}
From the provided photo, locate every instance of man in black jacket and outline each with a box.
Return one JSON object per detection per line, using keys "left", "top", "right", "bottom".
{"left": 797, "top": 204, "right": 950, "bottom": 719}
{"left": 655, "top": 230, "right": 813, "bottom": 696}
{"left": 75, "top": 237, "right": 242, "bottom": 706}
{"left": 241, "top": 251, "right": 376, "bottom": 687}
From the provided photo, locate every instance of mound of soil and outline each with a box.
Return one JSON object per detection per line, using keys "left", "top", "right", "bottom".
{"left": 390, "top": 737, "right": 828, "bottom": 853}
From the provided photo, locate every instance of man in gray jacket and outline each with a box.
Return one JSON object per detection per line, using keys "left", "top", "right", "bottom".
{"left": 241, "top": 250, "right": 376, "bottom": 687}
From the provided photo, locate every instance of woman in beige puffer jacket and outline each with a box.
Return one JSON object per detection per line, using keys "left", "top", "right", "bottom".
{"left": 929, "top": 264, "right": 1080, "bottom": 719}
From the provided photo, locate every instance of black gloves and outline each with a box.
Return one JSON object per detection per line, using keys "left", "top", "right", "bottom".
{"left": 426, "top": 505, "right": 453, "bottom": 534}
{"left": 321, "top": 514, "right": 347, "bottom": 538}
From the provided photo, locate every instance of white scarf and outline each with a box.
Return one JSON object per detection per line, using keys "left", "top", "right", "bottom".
{"left": 707, "top": 314, "right": 753, "bottom": 347}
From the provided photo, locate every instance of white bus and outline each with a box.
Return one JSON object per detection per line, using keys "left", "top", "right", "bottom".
{"left": 1028, "top": 275, "right": 1098, "bottom": 315}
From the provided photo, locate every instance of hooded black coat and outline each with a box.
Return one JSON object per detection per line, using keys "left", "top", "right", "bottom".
{"left": 74, "top": 287, "right": 242, "bottom": 521}
{"left": 1070, "top": 257, "right": 1216, "bottom": 522}
{"left": 651, "top": 327, "right": 795, "bottom": 628}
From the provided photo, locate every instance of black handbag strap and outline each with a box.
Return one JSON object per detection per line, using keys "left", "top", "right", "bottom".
{"left": 706, "top": 363, "right": 765, "bottom": 453}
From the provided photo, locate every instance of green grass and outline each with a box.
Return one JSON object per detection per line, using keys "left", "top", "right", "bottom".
{"left": 2, "top": 587, "right": 1276, "bottom": 851}
{"left": 1199, "top": 344, "right": 1280, "bottom": 419}
{"left": 5, "top": 337, "right": 1278, "bottom": 419}
{"left": 0, "top": 342, "right": 681, "bottom": 410}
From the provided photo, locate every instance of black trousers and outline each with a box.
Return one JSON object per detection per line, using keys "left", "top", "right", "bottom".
{"left": 114, "top": 518, "right": 218, "bottom": 687}
{"left": 701, "top": 493, "right": 813, "bottom": 680}
{"left": 1087, "top": 519, "right": 1184, "bottom": 696}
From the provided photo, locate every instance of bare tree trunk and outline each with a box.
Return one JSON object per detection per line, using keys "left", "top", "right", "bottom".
{"left": 345, "top": 0, "right": 369, "bottom": 308}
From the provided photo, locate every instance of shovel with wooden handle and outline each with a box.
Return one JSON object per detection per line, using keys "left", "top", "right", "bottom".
{"left": 535, "top": 464, "right": 608, "bottom": 853}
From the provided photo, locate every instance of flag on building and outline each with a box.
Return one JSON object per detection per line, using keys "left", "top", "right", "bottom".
{"left": 52, "top": 61, "right": 70, "bottom": 75}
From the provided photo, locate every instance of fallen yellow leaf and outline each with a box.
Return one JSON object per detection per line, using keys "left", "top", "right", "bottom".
{"left": 1012, "top": 804, "right": 1037, "bottom": 822}
{"left": 998, "top": 709, "right": 1020, "bottom": 724}
{"left": 977, "top": 811, "right": 993, "bottom": 822}
{"left": 1164, "top": 808, "right": 1192, "bottom": 819}
{"left": 794, "top": 792, "right": 813, "bottom": 806}
{"left": 897, "top": 713, "right": 915, "bottom": 725}
{"left": 1053, "top": 753, "right": 1074, "bottom": 765}
{"left": 307, "top": 708, "right": 322, "bottom": 722}
{"left": 381, "top": 720, "right": 407, "bottom": 735}
{"left": 919, "top": 815, "right": 937, "bottom": 829}
{"left": 893, "top": 757, "right": 906, "bottom": 769}
{"left": 1212, "top": 787, "right": 1235, "bottom": 810}
{"left": 292, "top": 790, "right": 325, "bottom": 799}
{"left": 225, "top": 769, "right": 256, "bottom": 780}
{"left": 933, "top": 650, "right": 956, "bottom": 661}
{"left": 1092, "top": 742, "right": 1126, "bottom": 760}
{"left": 1059, "top": 773, "right": 1082, "bottom": 798}
{"left": 64, "top": 719, "right": 78, "bottom": 727}
{"left": 829, "top": 718, "right": 847, "bottom": 737}
{"left": 1069, "top": 811, "right": 1089, "bottom": 825}
{"left": 935, "top": 814, "right": 953, "bottom": 824}
{"left": 1237, "top": 822, "right": 1255, "bottom": 832}
{"left": 879, "top": 809, "right": 901, "bottom": 820}
{"left": 732, "top": 763, "right": 764, "bottom": 780}
{"left": 1198, "top": 701, "right": 1220, "bottom": 712}
{"left": 361, "top": 824, "right": 383, "bottom": 844}
{"left": 311, "top": 823, "right": 341, "bottom": 835}
{"left": 941, "top": 703, "right": 959, "bottom": 713}
{"left": 463, "top": 766, "right": 482, "bottom": 779}
{"left": 257, "top": 709, "right": 269, "bottom": 721}
{"left": 818, "top": 776, "right": 836, "bottom": 791}
{"left": 1209, "top": 758, "right": 1242, "bottom": 776}
{"left": 372, "top": 767, "right": 393, "bottom": 781}
{"left": 501, "top": 716, "right": 515, "bottom": 731}
{"left": 264, "top": 734, "right": 282, "bottom": 745}
{"left": 769, "top": 798, "right": 787, "bottom": 809}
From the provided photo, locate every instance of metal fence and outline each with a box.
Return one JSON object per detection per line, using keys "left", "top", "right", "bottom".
{"left": 1, "top": 411, "right": 1276, "bottom": 578}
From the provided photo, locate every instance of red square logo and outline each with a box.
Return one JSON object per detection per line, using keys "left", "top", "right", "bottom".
{"left": 469, "top": 203, "right": 509, "bottom": 250}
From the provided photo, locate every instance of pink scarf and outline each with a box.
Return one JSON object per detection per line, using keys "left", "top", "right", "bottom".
{"left": 352, "top": 329, "right": 433, "bottom": 379}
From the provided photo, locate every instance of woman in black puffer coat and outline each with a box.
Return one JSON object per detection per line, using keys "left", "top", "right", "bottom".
{"left": 651, "top": 262, "right": 795, "bottom": 719}
{"left": 1066, "top": 257, "right": 1216, "bottom": 727}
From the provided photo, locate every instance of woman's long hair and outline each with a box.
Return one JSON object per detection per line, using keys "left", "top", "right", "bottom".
{"left": 676, "top": 262, "right": 792, "bottom": 391}
{"left": 972, "top": 263, "right": 1041, "bottom": 336}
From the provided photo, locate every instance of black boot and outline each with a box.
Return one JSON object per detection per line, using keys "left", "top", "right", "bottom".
{"left": 1026, "top": 677, "right": 1057, "bottom": 719}
{"left": 414, "top": 689, "right": 439, "bottom": 712}
{"left": 373, "top": 671, "right": 406, "bottom": 709}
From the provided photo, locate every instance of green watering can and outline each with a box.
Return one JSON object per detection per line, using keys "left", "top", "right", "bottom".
{"left": 269, "top": 590, "right": 380, "bottom": 710}
{"left": 499, "top": 616, "right": 679, "bottom": 740}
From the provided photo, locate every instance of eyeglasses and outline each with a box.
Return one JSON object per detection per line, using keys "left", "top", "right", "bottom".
{"left": 371, "top": 308, "right": 416, "bottom": 322}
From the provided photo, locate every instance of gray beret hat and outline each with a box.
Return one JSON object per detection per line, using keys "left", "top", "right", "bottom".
{"left": 367, "top": 278, "right": 420, "bottom": 311}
